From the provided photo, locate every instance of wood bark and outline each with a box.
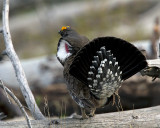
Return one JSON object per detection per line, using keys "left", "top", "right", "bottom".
{"left": 2, "top": 0, "right": 44, "bottom": 120}
{"left": 0, "top": 81, "right": 32, "bottom": 128}
{"left": 0, "top": 105, "right": 160, "bottom": 128}
{"left": 147, "top": 59, "right": 160, "bottom": 68}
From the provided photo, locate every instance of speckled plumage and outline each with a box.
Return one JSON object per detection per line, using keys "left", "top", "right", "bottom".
{"left": 56, "top": 26, "right": 148, "bottom": 119}
{"left": 63, "top": 56, "right": 109, "bottom": 110}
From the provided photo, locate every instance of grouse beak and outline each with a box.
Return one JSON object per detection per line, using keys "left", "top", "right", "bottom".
{"left": 58, "top": 31, "right": 61, "bottom": 35}
{"left": 59, "top": 30, "right": 64, "bottom": 37}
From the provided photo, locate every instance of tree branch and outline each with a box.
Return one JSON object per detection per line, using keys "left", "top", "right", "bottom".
{"left": 0, "top": 80, "right": 32, "bottom": 128}
{"left": 2, "top": 0, "right": 45, "bottom": 120}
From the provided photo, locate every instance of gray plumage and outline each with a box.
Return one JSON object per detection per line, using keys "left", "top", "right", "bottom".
{"left": 56, "top": 26, "right": 148, "bottom": 119}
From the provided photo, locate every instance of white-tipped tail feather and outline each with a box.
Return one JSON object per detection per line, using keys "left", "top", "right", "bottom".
{"left": 87, "top": 47, "right": 122, "bottom": 99}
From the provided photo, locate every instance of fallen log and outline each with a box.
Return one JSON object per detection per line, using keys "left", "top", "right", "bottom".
{"left": 0, "top": 105, "right": 160, "bottom": 128}
{"left": 0, "top": 55, "right": 63, "bottom": 88}
{"left": 0, "top": 58, "right": 158, "bottom": 89}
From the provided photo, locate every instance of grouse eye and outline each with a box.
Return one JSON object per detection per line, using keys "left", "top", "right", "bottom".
{"left": 59, "top": 30, "right": 69, "bottom": 37}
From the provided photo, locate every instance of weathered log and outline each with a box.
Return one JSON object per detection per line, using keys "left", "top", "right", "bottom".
{"left": 0, "top": 55, "right": 63, "bottom": 88}
{"left": 0, "top": 58, "right": 158, "bottom": 90}
{"left": 147, "top": 59, "right": 160, "bottom": 68}
{"left": 0, "top": 105, "right": 160, "bottom": 128}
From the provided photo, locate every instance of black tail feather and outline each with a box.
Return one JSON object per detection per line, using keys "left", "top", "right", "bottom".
{"left": 122, "top": 60, "right": 147, "bottom": 80}
{"left": 69, "top": 37, "right": 148, "bottom": 85}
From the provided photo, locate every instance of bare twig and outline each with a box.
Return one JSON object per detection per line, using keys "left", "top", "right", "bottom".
{"left": 2, "top": 80, "right": 11, "bottom": 104}
{"left": 0, "top": 80, "right": 32, "bottom": 128}
{"left": 2, "top": 0, "right": 45, "bottom": 120}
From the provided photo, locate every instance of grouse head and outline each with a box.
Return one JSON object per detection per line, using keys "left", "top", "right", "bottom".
{"left": 57, "top": 26, "right": 89, "bottom": 66}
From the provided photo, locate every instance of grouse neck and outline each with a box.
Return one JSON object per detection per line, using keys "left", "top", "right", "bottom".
{"left": 57, "top": 39, "right": 72, "bottom": 65}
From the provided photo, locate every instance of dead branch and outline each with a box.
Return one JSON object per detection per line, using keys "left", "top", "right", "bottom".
{"left": 1, "top": 0, "right": 44, "bottom": 120}
{"left": 0, "top": 88, "right": 23, "bottom": 117}
{"left": 0, "top": 80, "right": 32, "bottom": 128}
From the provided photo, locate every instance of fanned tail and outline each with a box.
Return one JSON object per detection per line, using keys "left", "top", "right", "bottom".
{"left": 69, "top": 37, "right": 148, "bottom": 98}
{"left": 87, "top": 47, "right": 122, "bottom": 98}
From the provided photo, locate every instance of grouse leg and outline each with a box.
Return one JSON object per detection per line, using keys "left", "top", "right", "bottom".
{"left": 71, "top": 108, "right": 89, "bottom": 119}
{"left": 81, "top": 108, "right": 89, "bottom": 119}
{"left": 88, "top": 108, "right": 96, "bottom": 117}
